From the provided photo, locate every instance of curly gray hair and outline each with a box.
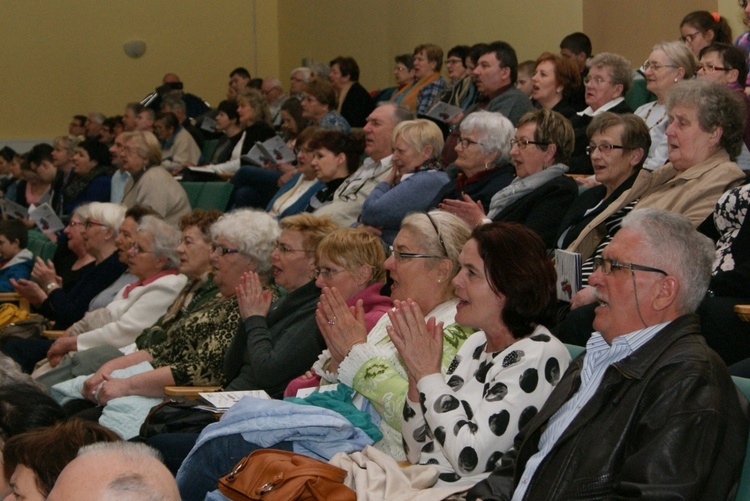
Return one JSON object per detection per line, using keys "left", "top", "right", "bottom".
{"left": 459, "top": 111, "right": 514, "bottom": 167}
{"left": 137, "top": 216, "right": 181, "bottom": 269}
{"left": 210, "top": 209, "right": 280, "bottom": 279}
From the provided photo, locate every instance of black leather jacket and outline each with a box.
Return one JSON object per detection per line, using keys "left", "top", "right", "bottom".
{"left": 468, "top": 314, "right": 749, "bottom": 500}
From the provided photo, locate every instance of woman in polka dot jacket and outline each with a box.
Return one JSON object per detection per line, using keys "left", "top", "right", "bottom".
{"left": 390, "top": 222, "right": 571, "bottom": 488}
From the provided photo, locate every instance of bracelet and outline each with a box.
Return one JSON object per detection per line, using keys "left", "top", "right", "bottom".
{"left": 45, "top": 282, "right": 59, "bottom": 292}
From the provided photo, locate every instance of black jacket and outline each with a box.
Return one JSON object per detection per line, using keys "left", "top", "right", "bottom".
{"left": 569, "top": 100, "right": 633, "bottom": 174}
{"left": 491, "top": 175, "right": 578, "bottom": 249}
{"left": 340, "top": 81, "right": 375, "bottom": 128}
{"left": 468, "top": 314, "right": 749, "bottom": 501}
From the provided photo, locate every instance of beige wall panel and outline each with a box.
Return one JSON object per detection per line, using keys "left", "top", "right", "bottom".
{"left": 0, "top": 0, "right": 277, "bottom": 140}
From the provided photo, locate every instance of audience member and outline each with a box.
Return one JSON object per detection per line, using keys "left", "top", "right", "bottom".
{"left": 63, "top": 139, "right": 112, "bottom": 214}
{"left": 153, "top": 112, "right": 200, "bottom": 173}
{"left": 68, "top": 115, "right": 87, "bottom": 137}
{"left": 261, "top": 77, "right": 289, "bottom": 128}
{"left": 0, "top": 220, "right": 33, "bottom": 292}
{"left": 122, "top": 103, "right": 142, "bottom": 132}
{"left": 560, "top": 31, "right": 593, "bottom": 111}
{"left": 289, "top": 66, "right": 312, "bottom": 99}
{"left": 85, "top": 113, "right": 104, "bottom": 140}
{"left": 227, "top": 67, "right": 251, "bottom": 100}
{"left": 441, "top": 44, "right": 478, "bottom": 111}
{"left": 680, "top": 10, "right": 733, "bottom": 57}
{"left": 134, "top": 107, "right": 154, "bottom": 132}
{"left": 531, "top": 52, "right": 581, "bottom": 120}
{"left": 467, "top": 209, "right": 748, "bottom": 500}
{"left": 301, "top": 79, "right": 351, "bottom": 133}
{"left": 515, "top": 60, "right": 536, "bottom": 97}
{"left": 378, "top": 54, "right": 415, "bottom": 103}
{"left": 108, "top": 133, "right": 130, "bottom": 204}
{"left": 329, "top": 56, "right": 375, "bottom": 128}
{"left": 395, "top": 43, "right": 446, "bottom": 114}
{"left": 161, "top": 96, "right": 205, "bottom": 149}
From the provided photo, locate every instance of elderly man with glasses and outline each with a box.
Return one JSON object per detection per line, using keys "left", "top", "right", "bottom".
{"left": 468, "top": 208, "right": 749, "bottom": 501}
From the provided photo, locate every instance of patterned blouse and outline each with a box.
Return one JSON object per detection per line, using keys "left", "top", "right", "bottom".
{"left": 401, "top": 326, "right": 570, "bottom": 487}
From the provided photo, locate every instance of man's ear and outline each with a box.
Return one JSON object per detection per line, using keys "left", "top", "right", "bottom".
{"left": 651, "top": 276, "right": 679, "bottom": 311}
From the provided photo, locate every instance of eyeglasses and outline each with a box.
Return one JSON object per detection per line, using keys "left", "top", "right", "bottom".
{"left": 425, "top": 212, "right": 448, "bottom": 258}
{"left": 680, "top": 31, "right": 702, "bottom": 43}
{"left": 593, "top": 257, "right": 668, "bottom": 276}
{"left": 583, "top": 75, "right": 613, "bottom": 86}
{"left": 309, "top": 267, "right": 347, "bottom": 279}
{"left": 586, "top": 143, "right": 626, "bottom": 155}
{"left": 698, "top": 63, "right": 729, "bottom": 73}
{"left": 388, "top": 246, "right": 443, "bottom": 262}
{"left": 211, "top": 244, "right": 240, "bottom": 256}
{"left": 642, "top": 61, "right": 678, "bottom": 72}
{"left": 458, "top": 136, "right": 484, "bottom": 149}
{"left": 274, "top": 241, "right": 312, "bottom": 254}
{"left": 84, "top": 220, "right": 108, "bottom": 229}
{"left": 68, "top": 220, "right": 84, "bottom": 228}
{"left": 510, "top": 138, "right": 549, "bottom": 150}
{"left": 445, "top": 58, "right": 464, "bottom": 65}
{"left": 394, "top": 65, "right": 410, "bottom": 72}
{"left": 130, "top": 243, "right": 155, "bottom": 255}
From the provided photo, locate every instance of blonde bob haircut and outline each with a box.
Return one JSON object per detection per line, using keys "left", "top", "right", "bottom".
{"left": 316, "top": 228, "right": 387, "bottom": 284}
{"left": 279, "top": 213, "right": 339, "bottom": 254}
{"left": 236, "top": 88, "right": 273, "bottom": 127}
{"left": 125, "top": 130, "right": 162, "bottom": 166}
{"left": 392, "top": 119, "right": 444, "bottom": 160}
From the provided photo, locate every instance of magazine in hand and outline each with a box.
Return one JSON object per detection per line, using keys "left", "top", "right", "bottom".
{"left": 29, "top": 203, "right": 64, "bottom": 233}
{"left": 425, "top": 101, "right": 463, "bottom": 123}
{"left": 241, "top": 136, "right": 295, "bottom": 167}
{"left": 554, "top": 249, "right": 582, "bottom": 302}
{"left": 0, "top": 199, "right": 28, "bottom": 220}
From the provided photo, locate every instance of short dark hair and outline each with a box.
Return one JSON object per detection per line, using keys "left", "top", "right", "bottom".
{"left": 330, "top": 56, "right": 360, "bottom": 81}
{"left": 78, "top": 138, "right": 112, "bottom": 167}
{"left": 230, "top": 67, "right": 251, "bottom": 79}
{"left": 26, "top": 143, "right": 54, "bottom": 167}
{"left": 560, "top": 32, "right": 592, "bottom": 58}
{"left": 216, "top": 99, "right": 240, "bottom": 122}
{"left": 447, "top": 45, "right": 471, "bottom": 61}
{"left": 472, "top": 222, "right": 556, "bottom": 338}
{"left": 479, "top": 41, "right": 520, "bottom": 84}
{"left": 700, "top": 42, "right": 748, "bottom": 89}
{"left": 304, "top": 79, "right": 337, "bottom": 110}
{"left": 394, "top": 54, "right": 414, "bottom": 71}
{"left": 308, "top": 130, "right": 366, "bottom": 174}
{"left": 72, "top": 115, "right": 87, "bottom": 127}
{"left": 0, "top": 384, "right": 64, "bottom": 441}
{"left": 468, "top": 43, "right": 490, "bottom": 66}
{"left": 0, "top": 220, "right": 28, "bottom": 249}
{"left": 155, "top": 111, "right": 179, "bottom": 131}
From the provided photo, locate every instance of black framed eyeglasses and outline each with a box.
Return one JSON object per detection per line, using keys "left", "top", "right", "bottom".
{"left": 211, "top": 244, "right": 240, "bottom": 256}
{"left": 586, "top": 143, "right": 626, "bottom": 156}
{"left": 510, "top": 138, "right": 549, "bottom": 150}
{"left": 593, "top": 257, "right": 668, "bottom": 276}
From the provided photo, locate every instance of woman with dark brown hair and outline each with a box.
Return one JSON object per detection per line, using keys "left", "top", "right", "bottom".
{"left": 530, "top": 52, "right": 581, "bottom": 120}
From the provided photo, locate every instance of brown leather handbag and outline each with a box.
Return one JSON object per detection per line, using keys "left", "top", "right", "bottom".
{"left": 217, "top": 449, "right": 356, "bottom": 501}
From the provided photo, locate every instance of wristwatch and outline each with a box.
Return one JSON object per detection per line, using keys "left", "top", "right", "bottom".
{"left": 45, "top": 282, "right": 59, "bottom": 292}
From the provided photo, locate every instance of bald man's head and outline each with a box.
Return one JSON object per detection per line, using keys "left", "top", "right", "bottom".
{"left": 47, "top": 443, "right": 179, "bottom": 501}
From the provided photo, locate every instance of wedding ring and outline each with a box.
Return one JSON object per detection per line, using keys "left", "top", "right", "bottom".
{"left": 328, "top": 316, "right": 337, "bottom": 325}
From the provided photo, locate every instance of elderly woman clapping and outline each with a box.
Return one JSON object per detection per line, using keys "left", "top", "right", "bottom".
{"left": 360, "top": 119, "right": 450, "bottom": 244}
{"left": 443, "top": 109, "right": 578, "bottom": 248}
{"left": 429, "top": 111, "right": 516, "bottom": 212}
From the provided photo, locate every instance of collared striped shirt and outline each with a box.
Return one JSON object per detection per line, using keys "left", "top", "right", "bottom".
{"left": 512, "top": 322, "right": 670, "bottom": 500}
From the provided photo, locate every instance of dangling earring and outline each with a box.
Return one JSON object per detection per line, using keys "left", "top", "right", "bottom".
{"left": 484, "top": 162, "right": 489, "bottom": 171}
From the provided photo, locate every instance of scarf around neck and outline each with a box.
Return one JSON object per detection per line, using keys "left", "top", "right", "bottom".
{"left": 487, "top": 163, "right": 568, "bottom": 219}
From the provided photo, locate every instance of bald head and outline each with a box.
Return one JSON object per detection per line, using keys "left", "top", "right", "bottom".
{"left": 162, "top": 73, "right": 180, "bottom": 84}
{"left": 47, "top": 443, "right": 179, "bottom": 501}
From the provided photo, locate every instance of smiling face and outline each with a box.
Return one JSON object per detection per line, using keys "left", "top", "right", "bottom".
{"left": 531, "top": 60, "right": 561, "bottom": 107}
{"left": 412, "top": 50, "right": 436, "bottom": 79}
{"left": 72, "top": 147, "right": 97, "bottom": 175}
{"left": 589, "top": 227, "right": 665, "bottom": 342}
{"left": 271, "top": 229, "right": 315, "bottom": 292}
{"left": 392, "top": 135, "right": 431, "bottom": 174}
{"left": 644, "top": 49, "right": 683, "bottom": 101}
{"left": 314, "top": 254, "right": 367, "bottom": 301}
{"left": 665, "top": 104, "right": 720, "bottom": 171}
{"left": 584, "top": 65, "right": 623, "bottom": 111}
{"left": 511, "top": 122, "right": 551, "bottom": 178}
{"left": 384, "top": 228, "right": 445, "bottom": 304}
{"left": 177, "top": 225, "right": 212, "bottom": 279}
{"left": 452, "top": 238, "right": 505, "bottom": 333}
{"left": 210, "top": 237, "right": 256, "bottom": 297}
{"left": 589, "top": 125, "right": 638, "bottom": 191}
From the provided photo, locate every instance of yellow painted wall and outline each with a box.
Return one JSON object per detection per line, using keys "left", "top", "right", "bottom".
{"left": 277, "top": 0, "right": 583, "bottom": 93}
{"left": 0, "top": 0, "right": 279, "bottom": 140}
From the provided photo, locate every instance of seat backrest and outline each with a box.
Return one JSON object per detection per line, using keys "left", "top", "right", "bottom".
{"left": 196, "top": 182, "right": 233, "bottom": 211}
{"left": 26, "top": 238, "right": 56, "bottom": 262}
{"left": 564, "top": 343, "right": 585, "bottom": 360}
{"left": 732, "top": 376, "right": 750, "bottom": 499}
{"left": 179, "top": 182, "right": 204, "bottom": 209}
